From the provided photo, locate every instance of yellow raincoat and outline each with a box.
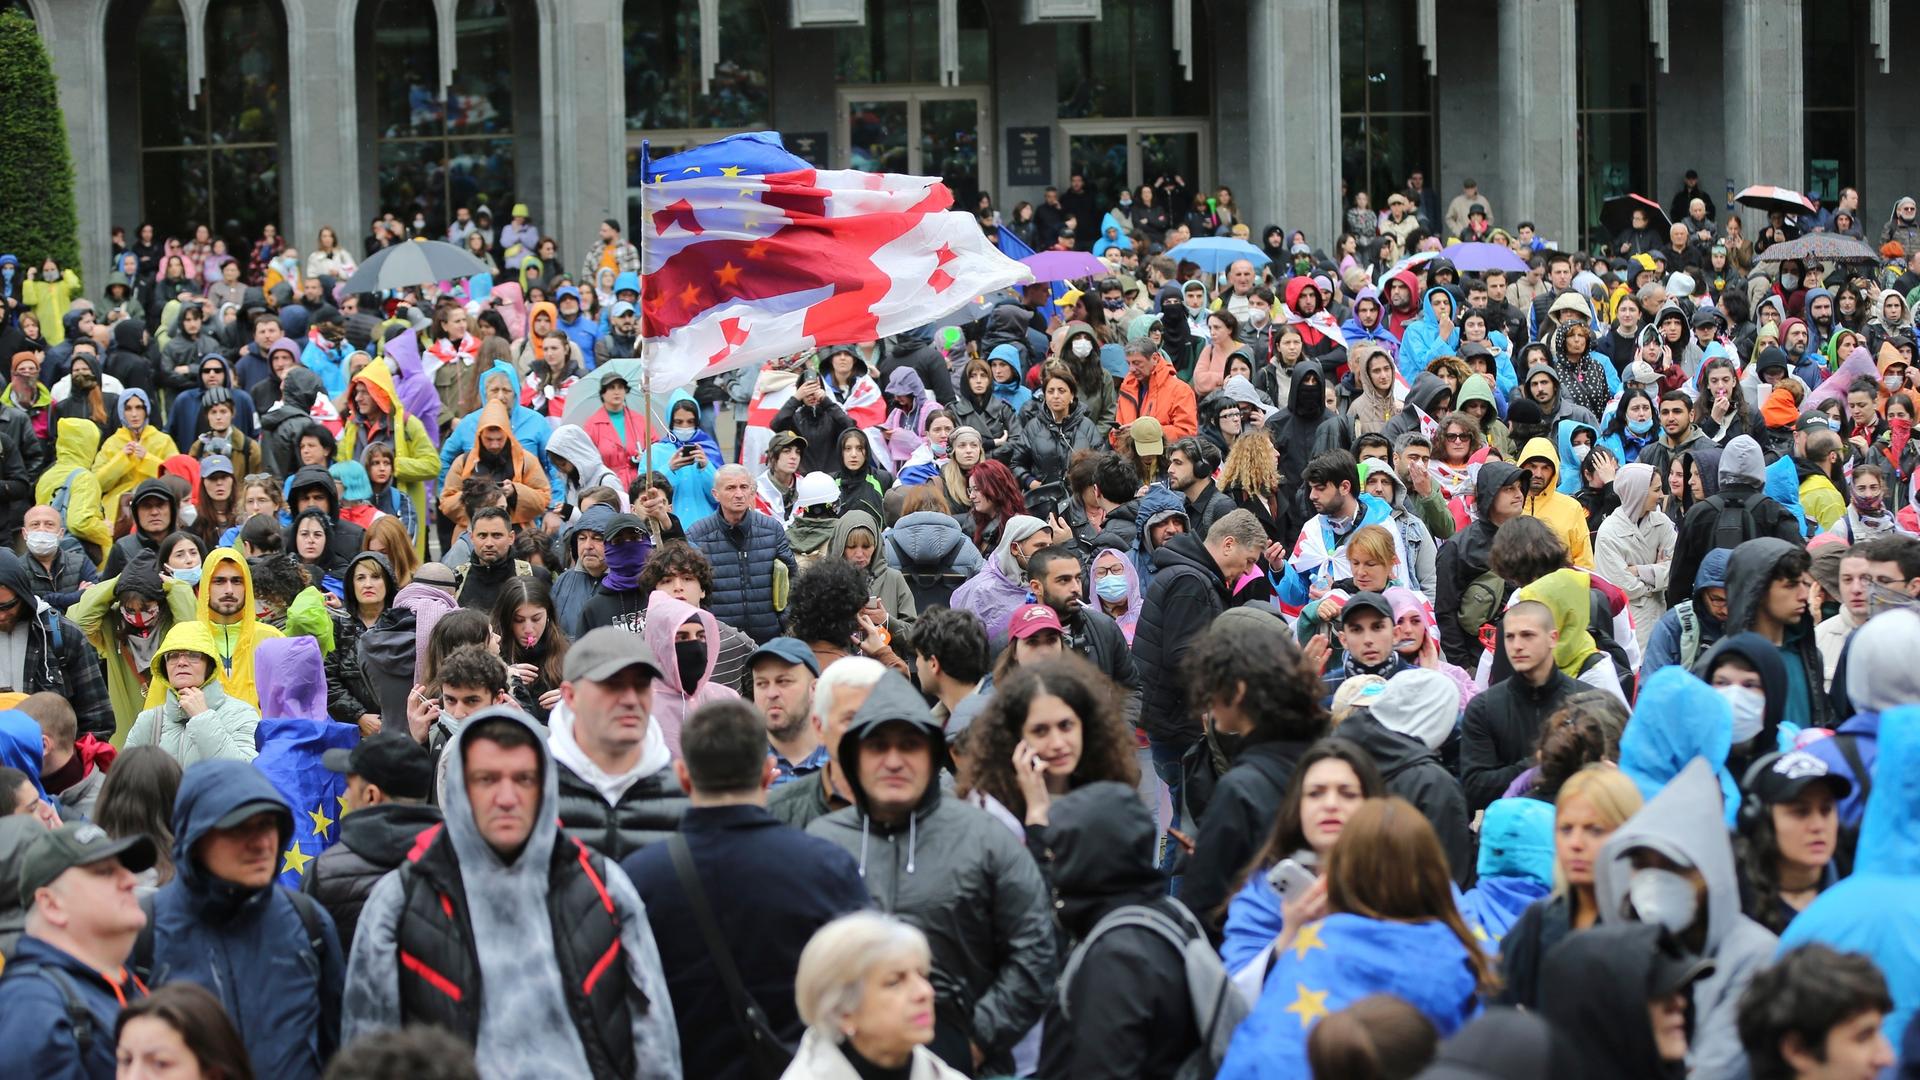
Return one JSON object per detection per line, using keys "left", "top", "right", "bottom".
{"left": 337, "top": 358, "right": 439, "bottom": 557}
{"left": 94, "top": 399, "right": 179, "bottom": 525}
{"left": 37, "top": 418, "right": 112, "bottom": 555}
{"left": 1514, "top": 566, "right": 1601, "bottom": 679}
{"left": 144, "top": 548, "right": 282, "bottom": 709}
{"left": 1516, "top": 436, "right": 1594, "bottom": 568}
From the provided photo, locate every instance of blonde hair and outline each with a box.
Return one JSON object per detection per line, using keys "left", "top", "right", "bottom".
{"left": 1347, "top": 524, "right": 1397, "bottom": 575}
{"left": 1550, "top": 765, "right": 1643, "bottom": 897}
{"left": 1221, "top": 429, "right": 1279, "bottom": 495}
{"left": 793, "top": 913, "right": 932, "bottom": 1039}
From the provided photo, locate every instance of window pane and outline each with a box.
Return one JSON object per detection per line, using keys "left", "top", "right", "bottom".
{"left": 1339, "top": 0, "right": 1366, "bottom": 112}
{"left": 1132, "top": 0, "right": 1210, "bottom": 117}
{"left": 838, "top": 0, "right": 985, "bottom": 84}
{"left": 1803, "top": 6, "right": 1856, "bottom": 110}
{"left": 1344, "top": 114, "right": 1430, "bottom": 213}
{"left": 379, "top": 141, "right": 445, "bottom": 230}
{"left": 1138, "top": 132, "right": 1198, "bottom": 197}
{"left": 1580, "top": 111, "right": 1650, "bottom": 245}
{"left": 373, "top": 0, "right": 441, "bottom": 137}
{"left": 1578, "top": 0, "right": 1648, "bottom": 109}
{"left": 210, "top": 145, "right": 280, "bottom": 240}
{"left": 625, "top": 0, "right": 770, "bottom": 131}
{"left": 1805, "top": 114, "right": 1856, "bottom": 203}
{"left": 448, "top": 0, "right": 513, "bottom": 138}
{"left": 920, "top": 99, "right": 978, "bottom": 211}
{"left": 1067, "top": 133, "right": 1129, "bottom": 215}
{"left": 848, "top": 100, "right": 908, "bottom": 173}
{"left": 138, "top": 0, "right": 194, "bottom": 148}
{"left": 1361, "top": 0, "right": 1428, "bottom": 113}
{"left": 1055, "top": 12, "right": 1127, "bottom": 118}
{"left": 204, "top": 0, "right": 283, "bottom": 147}
{"left": 699, "top": 0, "right": 770, "bottom": 127}
{"left": 447, "top": 138, "right": 515, "bottom": 218}
{"left": 141, "top": 150, "right": 212, "bottom": 239}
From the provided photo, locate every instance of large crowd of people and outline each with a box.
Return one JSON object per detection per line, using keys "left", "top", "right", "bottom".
{"left": 0, "top": 170, "right": 1915, "bottom": 1080}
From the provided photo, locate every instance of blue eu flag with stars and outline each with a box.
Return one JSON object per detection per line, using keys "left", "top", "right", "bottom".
{"left": 253, "top": 716, "right": 360, "bottom": 889}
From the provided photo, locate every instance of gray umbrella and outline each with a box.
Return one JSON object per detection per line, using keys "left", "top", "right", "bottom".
{"left": 340, "top": 240, "right": 490, "bottom": 294}
{"left": 1752, "top": 232, "right": 1881, "bottom": 265}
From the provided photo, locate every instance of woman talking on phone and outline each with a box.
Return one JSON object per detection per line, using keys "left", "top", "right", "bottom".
{"left": 1218, "top": 738, "right": 1384, "bottom": 989}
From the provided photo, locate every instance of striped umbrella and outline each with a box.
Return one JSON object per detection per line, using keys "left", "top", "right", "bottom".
{"left": 1736, "top": 185, "right": 1818, "bottom": 217}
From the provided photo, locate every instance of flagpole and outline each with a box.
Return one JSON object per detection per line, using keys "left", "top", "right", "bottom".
{"left": 638, "top": 139, "right": 655, "bottom": 483}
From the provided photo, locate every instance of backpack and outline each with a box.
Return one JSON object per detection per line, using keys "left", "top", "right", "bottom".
{"left": 129, "top": 887, "right": 329, "bottom": 986}
{"left": 1703, "top": 491, "right": 1762, "bottom": 551}
{"left": 1674, "top": 600, "right": 1705, "bottom": 668}
{"left": 1461, "top": 568, "right": 1509, "bottom": 654}
{"left": 49, "top": 467, "right": 81, "bottom": 522}
{"left": 1058, "top": 900, "right": 1247, "bottom": 1080}
{"left": 0, "top": 961, "right": 103, "bottom": 1058}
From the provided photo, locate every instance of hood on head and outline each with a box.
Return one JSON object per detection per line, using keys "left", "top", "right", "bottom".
{"left": 1551, "top": 419, "right": 1599, "bottom": 494}
{"left": 1478, "top": 797, "right": 1556, "bottom": 884}
{"left": 193, "top": 548, "right": 260, "bottom": 635}
{"left": 278, "top": 366, "right": 324, "bottom": 413}
{"left": 884, "top": 366, "right": 925, "bottom": 399}
{"left": 1854, "top": 705, "right": 1920, "bottom": 875}
{"left": 153, "top": 622, "right": 220, "bottom": 684}
{"left": 834, "top": 670, "right": 945, "bottom": 817}
{"left": 564, "top": 503, "right": 617, "bottom": 558}
{"left": 111, "top": 318, "right": 148, "bottom": 351}
{"left": 886, "top": 511, "right": 970, "bottom": 564}
{"left": 1286, "top": 359, "right": 1328, "bottom": 418}
{"left": 1472, "top": 461, "right": 1526, "bottom": 520}
{"left": 129, "top": 478, "right": 180, "bottom": 531}
{"left": 829, "top": 508, "right": 883, "bottom": 563}
{"left": 475, "top": 400, "right": 520, "bottom": 450}
{"left": 350, "top": 358, "right": 398, "bottom": 415}
{"left": 440, "top": 705, "right": 559, "bottom": 871}
{"left": 171, "top": 760, "right": 293, "bottom": 893}
{"left": 1618, "top": 668, "right": 1737, "bottom": 818}
{"left": 1370, "top": 668, "right": 1458, "bottom": 751}
{"left": 1046, "top": 781, "right": 1165, "bottom": 933}
{"left": 545, "top": 423, "right": 604, "bottom": 479}
{"left": 0, "top": 710, "right": 46, "bottom": 800}
{"left": 1540, "top": 921, "right": 1695, "bottom": 1077}
{"left": 256, "top": 636, "right": 328, "bottom": 719}
{"left": 1517, "top": 435, "right": 1560, "bottom": 490}
{"left": 644, "top": 590, "right": 718, "bottom": 696}
{"left": 1695, "top": 632, "right": 1787, "bottom": 732}
{"left": 1692, "top": 547, "right": 1731, "bottom": 606}
{"left": 1406, "top": 371, "right": 1452, "bottom": 416}
{"left": 285, "top": 466, "right": 339, "bottom": 517}
{"left": 1613, "top": 462, "right": 1656, "bottom": 524}
{"left": 1457, "top": 372, "right": 1497, "bottom": 412}
{"left": 1598, "top": 757, "right": 1742, "bottom": 953}
{"left": 1088, "top": 546, "right": 1143, "bottom": 623}
{"left": 117, "top": 387, "right": 152, "bottom": 429}
{"left": 1722, "top": 537, "right": 1801, "bottom": 636}
{"left": 54, "top": 416, "right": 102, "bottom": 468}
{"left": 1844, "top": 608, "right": 1920, "bottom": 714}
{"left": 1717, "top": 434, "right": 1766, "bottom": 488}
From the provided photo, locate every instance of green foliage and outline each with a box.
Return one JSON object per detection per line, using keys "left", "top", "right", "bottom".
{"left": 0, "top": 10, "right": 80, "bottom": 270}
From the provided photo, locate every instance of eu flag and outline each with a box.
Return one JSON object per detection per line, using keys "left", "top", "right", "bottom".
{"left": 1216, "top": 914, "right": 1485, "bottom": 1079}
{"left": 254, "top": 716, "right": 361, "bottom": 889}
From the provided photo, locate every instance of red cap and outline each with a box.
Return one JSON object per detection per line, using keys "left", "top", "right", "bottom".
{"left": 1007, "top": 603, "right": 1065, "bottom": 639}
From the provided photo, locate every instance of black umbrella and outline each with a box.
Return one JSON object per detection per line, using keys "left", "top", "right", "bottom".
{"left": 1752, "top": 232, "right": 1881, "bottom": 265}
{"left": 340, "top": 240, "right": 490, "bottom": 295}
{"left": 1600, "top": 193, "right": 1670, "bottom": 238}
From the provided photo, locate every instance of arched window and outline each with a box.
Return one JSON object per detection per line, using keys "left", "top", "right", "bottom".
{"left": 366, "top": 0, "right": 522, "bottom": 236}
{"left": 127, "top": 0, "right": 286, "bottom": 252}
{"left": 1055, "top": 0, "right": 1211, "bottom": 119}
{"left": 836, "top": 0, "right": 988, "bottom": 85}
{"left": 624, "top": 0, "right": 771, "bottom": 131}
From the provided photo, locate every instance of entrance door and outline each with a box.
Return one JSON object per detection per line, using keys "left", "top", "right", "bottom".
{"left": 840, "top": 86, "right": 992, "bottom": 212}
{"left": 1058, "top": 120, "right": 1210, "bottom": 210}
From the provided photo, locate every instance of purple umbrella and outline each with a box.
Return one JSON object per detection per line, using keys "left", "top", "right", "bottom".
{"left": 1019, "top": 250, "right": 1107, "bottom": 283}
{"left": 1442, "top": 242, "right": 1531, "bottom": 274}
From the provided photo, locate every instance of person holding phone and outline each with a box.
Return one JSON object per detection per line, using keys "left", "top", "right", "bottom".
{"left": 643, "top": 394, "right": 722, "bottom": 523}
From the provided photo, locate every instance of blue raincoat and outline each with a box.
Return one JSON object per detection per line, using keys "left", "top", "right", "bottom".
{"left": 1618, "top": 666, "right": 1742, "bottom": 826}
{"left": 1397, "top": 287, "right": 1463, "bottom": 384}
{"left": 1456, "top": 797, "right": 1555, "bottom": 942}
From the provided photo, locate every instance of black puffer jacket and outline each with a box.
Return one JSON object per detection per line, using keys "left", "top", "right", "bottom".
{"left": 1132, "top": 532, "right": 1231, "bottom": 746}
{"left": 326, "top": 553, "right": 397, "bottom": 724}
{"left": 260, "top": 366, "right": 325, "bottom": 478}
{"left": 948, "top": 387, "right": 1017, "bottom": 448}
{"left": 301, "top": 801, "right": 441, "bottom": 948}
{"left": 553, "top": 758, "right": 689, "bottom": 861}
{"left": 1008, "top": 402, "right": 1102, "bottom": 488}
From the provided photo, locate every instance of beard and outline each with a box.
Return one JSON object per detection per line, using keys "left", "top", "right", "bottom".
{"left": 767, "top": 711, "right": 809, "bottom": 743}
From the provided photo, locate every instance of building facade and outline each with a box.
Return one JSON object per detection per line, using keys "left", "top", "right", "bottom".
{"left": 9, "top": 0, "right": 1906, "bottom": 294}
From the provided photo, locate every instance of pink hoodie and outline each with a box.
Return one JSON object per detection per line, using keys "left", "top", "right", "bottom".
{"left": 642, "top": 591, "right": 740, "bottom": 758}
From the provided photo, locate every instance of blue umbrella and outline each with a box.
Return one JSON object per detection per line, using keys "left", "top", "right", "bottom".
{"left": 1165, "top": 237, "right": 1271, "bottom": 273}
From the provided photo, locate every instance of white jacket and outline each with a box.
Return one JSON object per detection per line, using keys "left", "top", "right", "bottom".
{"left": 1593, "top": 506, "right": 1676, "bottom": 650}
{"left": 779, "top": 1031, "right": 966, "bottom": 1080}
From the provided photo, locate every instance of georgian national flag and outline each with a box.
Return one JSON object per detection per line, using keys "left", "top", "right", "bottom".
{"left": 639, "top": 132, "right": 1032, "bottom": 392}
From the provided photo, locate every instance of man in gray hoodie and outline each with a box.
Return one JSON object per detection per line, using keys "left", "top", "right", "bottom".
{"left": 1597, "top": 758, "right": 1779, "bottom": 1080}
{"left": 343, "top": 706, "right": 681, "bottom": 1079}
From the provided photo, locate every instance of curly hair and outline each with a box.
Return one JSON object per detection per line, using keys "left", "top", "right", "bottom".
{"left": 1532, "top": 691, "right": 1628, "bottom": 800}
{"left": 966, "top": 459, "right": 1025, "bottom": 548}
{"left": 967, "top": 654, "right": 1140, "bottom": 822}
{"left": 1437, "top": 411, "right": 1483, "bottom": 462}
{"left": 636, "top": 540, "right": 714, "bottom": 600}
{"left": 247, "top": 552, "right": 310, "bottom": 608}
{"left": 786, "top": 557, "right": 870, "bottom": 651}
{"left": 1180, "top": 614, "right": 1329, "bottom": 744}
{"left": 1220, "top": 428, "right": 1279, "bottom": 495}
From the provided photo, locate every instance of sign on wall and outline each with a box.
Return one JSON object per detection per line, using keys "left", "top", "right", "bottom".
{"left": 1006, "top": 126, "right": 1051, "bottom": 187}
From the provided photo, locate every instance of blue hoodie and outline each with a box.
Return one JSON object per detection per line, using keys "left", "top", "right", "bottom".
{"left": 1617, "top": 666, "right": 1742, "bottom": 826}
{"left": 1129, "top": 485, "right": 1191, "bottom": 586}
{"left": 1397, "top": 286, "right": 1462, "bottom": 384}
{"left": 1456, "top": 797, "right": 1555, "bottom": 942}
{"left": 986, "top": 343, "right": 1033, "bottom": 413}
{"left": 1339, "top": 285, "right": 1400, "bottom": 359}
{"left": 300, "top": 336, "right": 352, "bottom": 399}
{"left": 1781, "top": 705, "right": 1920, "bottom": 1050}
{"left": 436, "top": 360, "right": 563, "bottom": 505}
{"left": 1643, "top": 547, "right": 1731, "bottom": 674}
{"left": 0, "top": 709, "right": 46, "bottom": 801}
{"left": 1763, "top": 454, "right": 1810, "bottom": 538}
{"left": 148, "top": 760, "right": 346, "bottom": 1080}
{"left": 1553, "top": 417, "right": 1601, "bottom": 495}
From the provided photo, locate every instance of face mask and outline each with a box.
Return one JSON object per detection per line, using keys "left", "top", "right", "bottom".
{"left": 173, "top": 566, "right": 204, "bottom": 587}
{"left": 1102, "top": 298, "right": 1125, "bottom": 311}
{"left": 1716, "top": 684, "right": 1766, "bottom": 742}
{"left": 178, "top": 503, "right": 198, "bottom": 527}
{"left": 672, "top": 425, "right": 697, "bottom": 440}
{"left": 1118, "top": 198, "right": 1132, "bottom": 209}
{"left": 1095, "top": 574, "right": 1130, "bottom": 602}
{"left": 23, "top": 530, "right": 58, "bottom": 556}
{"left": 122, "top": 607, "right": 156, "bottom": 632}
{"left": 1572, "top": 444, "right": 1591, "bottom": 462}
{"left": 1627, "top": 867, "right": 1699, "bottom": 934}
{"left": 1781, "top": 274, "right": 1801, "bottom": 291}
{"left": 1886, "top": 375, "right": 1905, "bottom": 392}
{"left": 1855, "top": 490, "right": 1886, "bottom": 515}
{"left": 1627, "top": 417, "right": 1655, "bottom": 435}
{"left": 930, "top": 440, "right": 949, "bottom": 457}
{"left": 1248, "top": 308, "right": 1270, "bottom": 328}
{"left": 1071, "top": 339, "right": 1093, "bottom": 358}
{"left": 674, "top": 638, "right": 707, "bottom": 689}
{"left": 71, "top": 372, "right": 96, "bottom": 391}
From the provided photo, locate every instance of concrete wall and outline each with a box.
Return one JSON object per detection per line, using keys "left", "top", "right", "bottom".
{"left": 1860, "top": 3, "right": 1920, "bottom": 230}
{"left": 1651, "top": 0, "right": 1725, "bottom": 216}
{"left": 1434, "top": 0, "right": 1499, "bottom": 220}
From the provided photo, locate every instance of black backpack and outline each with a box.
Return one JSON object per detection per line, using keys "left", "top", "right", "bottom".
{"left": 1703, "top": 491, "right": 1762, "bottom": 551}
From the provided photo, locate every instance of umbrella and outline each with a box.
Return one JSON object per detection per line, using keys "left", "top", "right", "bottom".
{"left": 1164, "top": 237, "right": 1272, "bottom": 274}
{"left": 1752, "top": 232, "right": 1882, "bottom": 265}
{"left": 1440, "top": 242, "right": 1530, "bottom": 274}
{"left": 1019, "top": 250, "right": 1107, "bottom": 283}
{"left": 559, "top": 357, "right": 681, "bottom": 436}
{"left": 1382, "top": 250, "right": 1440, "bottom": 284}
{"left": 1737, "top": 185, "right": 1818, "bottom": 217}
{"left": 1600, "top": 193, "right": 1670, "bottom": 238}
{"left": 340, "top": 239, "right": 489, "bottom": 295}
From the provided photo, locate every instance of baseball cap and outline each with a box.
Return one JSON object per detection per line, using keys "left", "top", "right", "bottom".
{"left": 610, "top": 300, "right": 636, "bottom": 318}
{"left": 17, "top": 822, "right": 157, "bottom": 899}
{"left": 412, "top": 562, "right": 458, "bottom": 591}
{"left": 554, "top": 285, "right": 582, "bottom": 302}
{"left": 1129, "top": 416, "right": 1165, "bottom": 456}
{"left": 199, "top": 454, "right": 235, "bottom": 478}
{"left": 323, "top": 731, "right": 433, "bottom": 800}
{"left": 748, "top": 637, "right": 820, "bottom": 676}
{"left": 602, "top": 512, "right": 648, "bottom": 542}
{"left": 1646, "top": 931, "right": 1716, "bottom": 997}
{"left": 564, "top": 626, "right": 663, "bottom": 683}
{"left": 211, "top": 797, "right": 290, "bottom": 832}
{"left": 1339, "top": 591, "right": 1395, "bottom": 625}
{"left": 1747, "top": 750, "right": 1853, "bottom": 805}
{"left": 766, "top": 430, "right": 808, "bottom": 460}
{"left": 1007, "top": 603, "right": 1065, "bottom": 640}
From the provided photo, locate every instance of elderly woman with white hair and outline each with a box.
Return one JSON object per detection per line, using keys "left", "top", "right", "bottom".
{"left": 783, "top": 912, "right": 965, "bottom": 1080}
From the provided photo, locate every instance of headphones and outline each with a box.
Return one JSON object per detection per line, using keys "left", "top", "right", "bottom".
{"left": 1736, "top": 751, "right": 1784, "bottom": 835}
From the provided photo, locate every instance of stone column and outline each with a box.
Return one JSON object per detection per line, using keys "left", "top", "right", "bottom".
{"left": 1722, "top": 0, "right": 1803, "bottom": 234}
{"left": 545, "top": 0, "right": 625, "bottom": 258}
{"left": 1245, "top": 0, "right": 1340, "bottom": 243}
{"left": 33, "top": 0, "right": 113, "bottom": 295}
{"left": 284, "top": 0, "right": 363, "bottom": 257}
{"left": 1497, "top": 0, "right": 1577, "bottom": 248}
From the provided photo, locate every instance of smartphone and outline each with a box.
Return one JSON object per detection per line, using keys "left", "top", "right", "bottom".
{"left": 1266, "top": 858, "right": 1316, "bottom": 901}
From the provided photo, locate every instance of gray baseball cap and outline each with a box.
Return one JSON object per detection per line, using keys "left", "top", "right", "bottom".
{"left": 17, "top": 822, "right": 157, "bottom": 900}
{"left": 563, "top": 626, "right": 663, "bottom": 684}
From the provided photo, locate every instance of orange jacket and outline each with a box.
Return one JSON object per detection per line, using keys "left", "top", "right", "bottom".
{"left": 438, "top": 401, "right": 552, "bottom": 526}
{"left": 1113, "top": 354, "right": 1198, "bottom": 444}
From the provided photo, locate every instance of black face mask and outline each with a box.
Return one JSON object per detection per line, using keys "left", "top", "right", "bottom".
{"left": 674, "top": 638, "right": 706, "bottom": 690}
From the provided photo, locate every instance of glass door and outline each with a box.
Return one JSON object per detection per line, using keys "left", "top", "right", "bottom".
{"left": 1057, "top": 119, "right": 1211, "bottom": 211}
{"left": 839, "top": 86, "right": 992, "bottom": 212}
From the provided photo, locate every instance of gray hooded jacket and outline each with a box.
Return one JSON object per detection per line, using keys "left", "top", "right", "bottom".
{"left": 1596, "top": 758, "right": 1778, "bottom": 1080}
{"left": 342, "top": 706, "right": 682, "bottom": 1079}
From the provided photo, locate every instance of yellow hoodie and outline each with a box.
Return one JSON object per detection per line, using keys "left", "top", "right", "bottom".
{"left": 37, "top": 418, "right": 112, "bottom": 554}
{"left": 94, "top": 411, "right": 179, "bottom": 524}
{"left": 1517, "top": 436, "right": 1594, "bottom": 568}
{"left": 145, "top": 548, "right": 282, "bottom": 709}
{"left": 336, "top": 356, "right": 439, "bottom": 557}
{"left": 1514, "top": 567, "right": 1601, "bottom": 678}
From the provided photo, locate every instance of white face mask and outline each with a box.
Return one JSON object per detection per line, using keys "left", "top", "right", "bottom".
{"left": 1885, "top": 375, "right": 1905, "bottom": 392}
{"left": 1717, "top": 683, "right": 1766, "bottom": 743}
{"left": 23, "top": 530, "right": 58, "bottom": 556}
{"left": 672, "top": 425, "right": 697, "bottom": 439}
{"left": 178, "top": 503, "right": 198, "bottom": 527}
{"left": 1627, "top": 867, "right": 1698, "bottom": 934}
{"left": 1572, "top": 443, "right": 1591, "bottom": 462}
{"left": 1071, "top": 339, "right": 1093, "bottom": 359}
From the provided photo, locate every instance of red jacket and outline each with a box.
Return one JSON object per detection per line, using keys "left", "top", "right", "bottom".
{"left": 583, "top": 406, "right": 644, "bottom": 489}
